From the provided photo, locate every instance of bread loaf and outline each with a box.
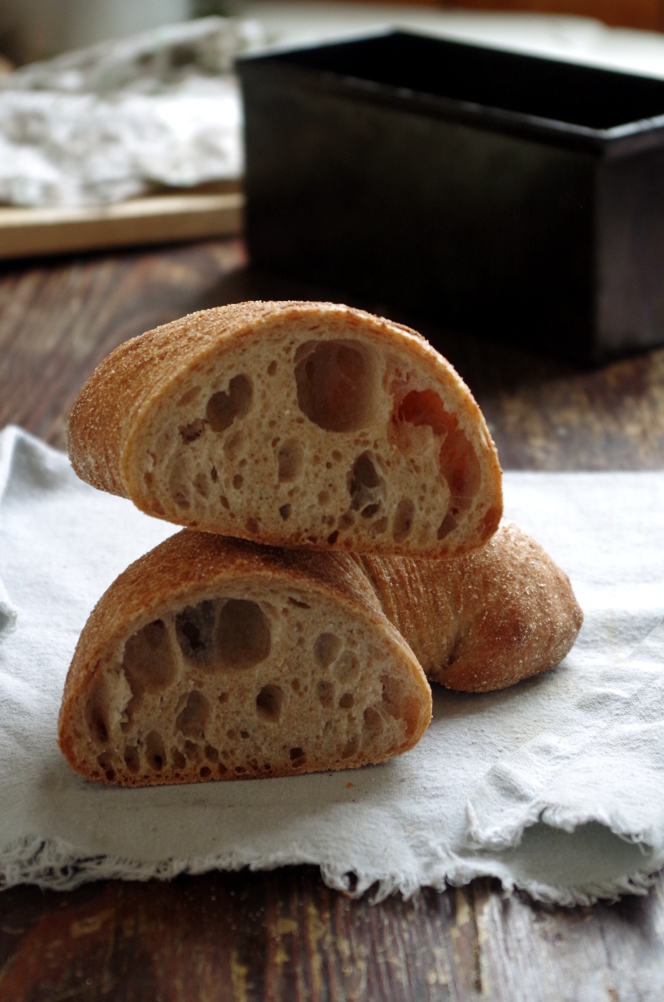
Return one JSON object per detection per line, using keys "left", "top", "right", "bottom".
{"left": 58, "top": 521, "right": 581, "bottom": 786}
{"left": 58, "top": 531, "right": 432, "bottom": 787}
{"left": 358, "top": 520, "right": 583, "bottom": 692}
{"left": 66, "top": 301, "right": 502, "bottom": 557}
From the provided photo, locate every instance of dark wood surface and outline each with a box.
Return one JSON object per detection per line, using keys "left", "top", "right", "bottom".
{"left": 2, "top": 238, "right": 664, "bottom": 1001}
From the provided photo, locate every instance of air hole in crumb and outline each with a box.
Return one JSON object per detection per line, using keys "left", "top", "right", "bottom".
{"left": 246, "top": 516, "right": 259, "bottom": 534}
{"left": 123, "top": 620, "right": 176, "bottom": 697}
{"left": 200, "top": 766, "right": 211, "bottom": 778}
{"left": 86, "top": 683, "right": 110, "bottom": 745}
{"left": 332, "top": 450, "right": 342, "bottom": 462}
{"left": 256, "top": 684, "right": 284, "bottom": 722}
{"left": 235, "top": 766, "right": 246, "bottom": 774}
{"left": 292, "top": 679, "right": 301, "bottom": 692}
{"left": 176, "top": 690, "right": 209, "bottom": 740}
{"left": 289, "top": 747, "right": 305, "bottom": 762}
{"left": 363, "top": 705, "right": 385, "bottom": 739}
{"left": 146, "top": 731, "right": 166, "bottom": 771}
{"left": 318, "top": 491, "right": 330, "bottom": 505}
{"left": 144, "top": 471, "right": 153, "bottom": 488}
{"left": 361, "top": 503, "right": 380, "bottom": 519}
{"left": 124, "top": 746, "right": 140, "bottom": 773}
{"left": 277, "top": 439, "right": 304, "bottom": 482}
{"left": 97, "top": 752, "right": 115, "bottom": 782}
{"left": 184, "top": 740, "right": 201, "bottom": 762}
{"left": 171, "top": 747, "right": 186, "bottom": 769}
{"left": 173, "top": 491, "right": 190, "bottom": 509}
{"left": 268, "top": 361, "right": 277, "bottom": 376}
{"left": 334, "top": 650, "right": 359, "bottom": 683}
{"left": 392, "top": 389, "right": 481, "bottom": 529}
{"left": 349, "top": 452, "right": 383, "bottom": 513}
{"left": 314, "top": 632, "right": 342, "bottom": 668}
{"left": 393, "top": 498, "right": 415, "bottom": 543}
{"left": 193, "top": 472, "right": 208, "bottom": 498}
{"left": 218, "top": 692, "right": 229, "bottom": 704}
{"left": 339, "top": 511, "right": 355, "bottom": 529}
{"left": 220, "top": 495, "right": 230, "bottom": 509}
{"left": 217, "top": 599, "right": 271, "bottom": 669}
{"left": 341, "top": 736, "right": 359, "bottom": 758}
{"left": 211, "top": 466, "right": 218, "bottom": 482}
{"left": 233, "top": 474, "right": 243, "bottom": 490}
{"left": 240, "top": 730, "right": 249, "bottom": 739}
{"left": 381, "top": 674, "right": 418, "bottom": 737}
{"left": 327, "top": 530, "right": 339, "bottom": 545}
{"left": 179, "top": 418, "right": 206, "bottom": 444}
{"left": 288, "top": 597, "right": 310, "bottom": 610}
{"left": 205, "top": 745, "right": 219, "bottom": 762}
{"left": 218, "top": 762, "right": 228, "bottom": 775}
{"left": 279, "top": 504, "right": 291, "bottom": 521}
{"left": 317, "top": 680, "right": 334, "bottom": 708}
{"left": 175, "top": 601, "right": 215, "bottom": 664}
{"left": 437, "top": 513, "right": 457, "bottom": 540}
{"left": 294, "top": 340, "right": 375, "bottom": 432}
{"left": 339, "top": 692, "right": 354, "bottom": 709}
{"left": 206, "top": 374, "right": 252, "bottom": 433}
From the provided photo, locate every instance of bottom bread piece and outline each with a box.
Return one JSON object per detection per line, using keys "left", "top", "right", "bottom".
{"left": 58, "top": 521, "right": 583, "bottom": 786}
{"left": 58, "top": 532, "right": 432, "bottom": 786}
{"left": 358, "top": 520, "right": 584, "bottom": 693}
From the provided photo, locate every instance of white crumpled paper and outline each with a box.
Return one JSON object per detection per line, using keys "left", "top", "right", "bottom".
{"left": 1, "top": 424, "right": 664, "bottom": 905}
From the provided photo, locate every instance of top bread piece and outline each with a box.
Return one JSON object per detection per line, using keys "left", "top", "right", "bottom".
{"left": 67, "top": 301, "right": 502, "bottom": 555}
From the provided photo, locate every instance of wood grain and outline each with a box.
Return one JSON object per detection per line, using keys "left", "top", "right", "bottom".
{"left": 2, "top": 871, "right": 664, "bottom": 1001}
{"left": 0, "top": 240, "right": 247, "bottom": 448}
{"left": 3, "top": 238, "right": 664, "bottom": 1001}
{"left": 0, "top": 191, "right": 244, "bottom": 260}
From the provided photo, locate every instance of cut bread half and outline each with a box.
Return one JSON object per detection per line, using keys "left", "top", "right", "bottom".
{"left": 358, "top": 520, "right": 583, "bottom": 693}
{"left": 58, "top": 531, "right": 432, "bottom": 787}
{"left": 66, "top": 301, "right": 502, "bottom": 556}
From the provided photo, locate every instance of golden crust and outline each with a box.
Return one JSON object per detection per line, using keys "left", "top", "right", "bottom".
{"left": 66, "top": 301, "right": 503, "bottom": 556}
{"left": 58, "top": 530, "right": 432, "bottom": 786}
{"left": 357, "top": 521, "right": 583, "bottom": 693}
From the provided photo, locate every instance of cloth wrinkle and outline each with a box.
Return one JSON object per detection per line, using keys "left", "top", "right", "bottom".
{"left": 2, "top": 425, "right": 664, "bottom": 904}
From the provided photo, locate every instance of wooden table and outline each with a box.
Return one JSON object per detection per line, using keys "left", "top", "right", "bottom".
{"left": 2, "top": 238, "right": 664, "bottom": 1002}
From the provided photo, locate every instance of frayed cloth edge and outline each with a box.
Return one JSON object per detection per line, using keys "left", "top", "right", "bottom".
{"left": 2, "top": 835, "right": 662, "bottom": 907}
{"left": 466, "top": 799, "right": 664, "bottom": 855}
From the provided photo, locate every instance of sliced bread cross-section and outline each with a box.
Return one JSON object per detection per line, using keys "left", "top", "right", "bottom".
{"left": 67, "top": 301, "right": 503, "bottom": 556}
{"left": 58, "top": 530, "right": 432, "bottom": 786}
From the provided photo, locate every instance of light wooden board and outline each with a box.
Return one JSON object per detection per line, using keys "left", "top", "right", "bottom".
{"left": 0, "top": 186, "right": 244, "bottom": 260}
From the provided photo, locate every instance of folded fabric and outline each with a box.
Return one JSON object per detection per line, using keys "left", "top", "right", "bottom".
{"left": 1, "top": 425, "right": 664, "bottom": 905}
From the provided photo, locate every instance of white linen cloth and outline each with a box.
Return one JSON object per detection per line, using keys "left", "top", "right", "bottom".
{"left": 1, "top": 424, "right": 664, "bottom": 905}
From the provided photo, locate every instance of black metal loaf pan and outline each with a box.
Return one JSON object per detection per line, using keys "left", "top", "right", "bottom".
{"left": 238, "top": 31, "right": 664, "bottom": 363}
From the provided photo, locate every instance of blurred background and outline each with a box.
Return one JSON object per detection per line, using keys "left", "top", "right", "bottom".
{"left": 3, "top": 0, "right": 664, "bottom": 360}
{"left": 0, "top": 0, "right": 662, "bottom": 68}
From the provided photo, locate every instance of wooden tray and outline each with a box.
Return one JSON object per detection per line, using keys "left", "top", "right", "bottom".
{"left": 0, "top": 181, "right": 244, "bottom": 260}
